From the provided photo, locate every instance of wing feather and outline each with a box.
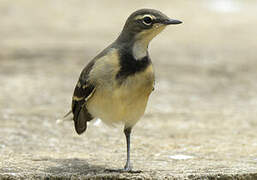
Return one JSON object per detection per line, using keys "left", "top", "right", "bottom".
{"left": 72, "top": 60, "right": 95, "bottom": 134}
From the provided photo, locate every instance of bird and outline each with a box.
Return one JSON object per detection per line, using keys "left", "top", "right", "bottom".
{"left": 70, "top": 9, "right": 182, "bottom": 171}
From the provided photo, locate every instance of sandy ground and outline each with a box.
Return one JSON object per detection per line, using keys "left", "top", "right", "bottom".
{"left": 0, "top": 0, "right": 257, "bottom": 179}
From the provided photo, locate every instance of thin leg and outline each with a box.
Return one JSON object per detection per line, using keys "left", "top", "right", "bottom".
{"left": 104, "top": 126, "right": 141, "bottom": 173}
{"left": 124, "top": 127, "right": 132, "bottom": 171}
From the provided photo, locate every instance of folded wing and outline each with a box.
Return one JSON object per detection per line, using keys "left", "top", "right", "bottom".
{"left": 72, "top": 61, "right": 95, "bottom": 134}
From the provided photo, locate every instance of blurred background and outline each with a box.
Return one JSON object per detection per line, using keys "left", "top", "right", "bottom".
{"left": 1, "top": 0, "right": 257, "bottom": 114}
{"left": 0, "top": 0, "right": 257, "bottom": 175}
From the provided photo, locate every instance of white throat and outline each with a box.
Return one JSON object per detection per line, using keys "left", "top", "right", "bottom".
{"left": 132, "top": 40, "right": 148, "bottom": 60}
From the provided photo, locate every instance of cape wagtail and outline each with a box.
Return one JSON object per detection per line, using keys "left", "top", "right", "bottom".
{"left": 68, "top": 9, "right": 182, "bottom": 171}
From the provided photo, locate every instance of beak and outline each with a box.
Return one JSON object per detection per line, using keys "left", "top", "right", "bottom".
{"left": 162, "top": 19, "right": 182, "bottom": 25}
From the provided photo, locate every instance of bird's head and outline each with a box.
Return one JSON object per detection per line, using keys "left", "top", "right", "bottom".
{"left": 117, "top": 9, "right": 182, "bottom": 45}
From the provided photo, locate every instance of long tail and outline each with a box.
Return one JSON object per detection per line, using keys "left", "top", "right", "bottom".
{"left": 56, "top": 110, "right": 72, "bottom": 124}
{"left": 63, "top": 110, "right": 72, "bottom": 118}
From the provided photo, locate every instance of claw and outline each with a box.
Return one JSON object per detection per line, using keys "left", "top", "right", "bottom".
{"left": 104, "top": 168, "right": 142, "bottom": 173}
{"left": 124, "top": 163, "right": 132, "bottom": 172}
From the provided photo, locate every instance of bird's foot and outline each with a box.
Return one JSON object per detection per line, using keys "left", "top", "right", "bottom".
{"left": 105, "top": 169, "right": 142, "bottom": 173}
{"left": 105, "top": 165, "right": 142, "bottom": 173}
{"left": 124, "top": 163, "right": 132, "bottom": 172}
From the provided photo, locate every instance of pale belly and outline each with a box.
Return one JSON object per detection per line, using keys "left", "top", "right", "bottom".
{"left": 86, "top": 76, "right": 154, "bottom": 127}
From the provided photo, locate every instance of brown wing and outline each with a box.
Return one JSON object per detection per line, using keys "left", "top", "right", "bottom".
{"left": 72, "top": 60, "right": 95, "bottom": 135}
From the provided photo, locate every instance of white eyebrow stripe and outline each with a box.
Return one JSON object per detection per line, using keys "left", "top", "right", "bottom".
{"left": 134, "top": 14, "right": 156, "bottom": 20}
{"left": 134, "top": 15, "right": 144, "bottom": 20}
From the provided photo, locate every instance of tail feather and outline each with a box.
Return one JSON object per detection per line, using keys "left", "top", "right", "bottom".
{"left": 56, "top": 110, "right": 72, "bottom": 124}
{"left": 74, "top": 106, "right": 93, "bottom": 134}
{"left": 63, "top": 110, "right": 72, "bottom": 118}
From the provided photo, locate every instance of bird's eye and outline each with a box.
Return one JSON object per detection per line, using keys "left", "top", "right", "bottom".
{"left": 142, "top": 16, "right": 153, "bottom": 25}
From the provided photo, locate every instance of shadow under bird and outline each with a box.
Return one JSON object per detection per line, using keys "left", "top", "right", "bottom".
{"left": 70, "top": 9, "right": 182, "bottom": 171}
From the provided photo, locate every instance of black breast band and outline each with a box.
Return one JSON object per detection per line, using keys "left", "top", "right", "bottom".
{"left": 116, "top": 50, "right": 150, "bottom": 82}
